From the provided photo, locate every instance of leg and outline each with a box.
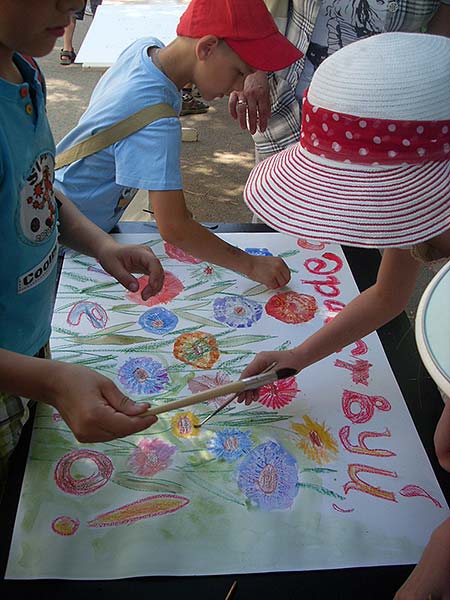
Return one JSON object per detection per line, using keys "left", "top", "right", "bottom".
{"left": 60, "top": 17, "right": 77, "bottom": 65}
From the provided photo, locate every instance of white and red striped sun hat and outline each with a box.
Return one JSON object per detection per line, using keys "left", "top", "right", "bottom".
{"left": 244, "top": 32, "right": 450, "bottom": 248}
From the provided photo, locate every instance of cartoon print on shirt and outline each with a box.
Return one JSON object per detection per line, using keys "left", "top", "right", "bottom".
{"left": 324, "top": 0, "right": 385, "bottom": 53}
{"left": 304, "top": 1, "right": 385, "bottom": 75}
{"left": 19, "top": 152, "right": 57, "bottom": 244}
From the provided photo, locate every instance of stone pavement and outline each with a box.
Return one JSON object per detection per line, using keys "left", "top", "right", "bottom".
{"left": 37, "top": 14, "right": 432, "bottom": 319}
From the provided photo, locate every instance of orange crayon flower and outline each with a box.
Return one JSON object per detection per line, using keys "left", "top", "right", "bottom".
{"left": 292, "top": 415, "right": 338, "bottom": 465}
{"left": 173, "top": 331, "right": 219, "bottom": 369}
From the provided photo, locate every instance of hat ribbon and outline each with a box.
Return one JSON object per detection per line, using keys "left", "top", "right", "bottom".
{"left": 300, "top": 93, "right": 450, "bottom": 166}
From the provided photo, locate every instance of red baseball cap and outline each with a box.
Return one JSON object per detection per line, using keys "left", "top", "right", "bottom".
{"left": 176, "top": 0, "right": 303, "bottom": 72}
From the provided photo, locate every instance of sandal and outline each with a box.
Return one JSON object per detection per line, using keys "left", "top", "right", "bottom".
{"left": 60, "top": 49, "right": 76, "bottom": 66}
{"left": 180, "top": 91, "right": 209, "bottom": 116}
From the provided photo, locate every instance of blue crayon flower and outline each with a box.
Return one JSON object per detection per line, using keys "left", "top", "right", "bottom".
{"left": 237, "top": 441, "right": 299, "bottom": 511}
{"left": 118, "top": 357, "right": 169, "bottom": 395}
{"left": 213, "top": 296, "right": 263, "bottom": 328}
{"left": 207, "top": 428, "right": 253, "bottom": 462}
{"left": 244, "top": 247, "right": 273, "bottom": 256}
{"left": 138, "top": 307, "right": 178, "bottom": 335}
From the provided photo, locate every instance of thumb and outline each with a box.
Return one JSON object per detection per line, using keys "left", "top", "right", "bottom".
{"left": 108, "top": 259, "right": 140, "bottom": 292}
{"left": 104, "top": 381, "right": 151, "bottom": 416}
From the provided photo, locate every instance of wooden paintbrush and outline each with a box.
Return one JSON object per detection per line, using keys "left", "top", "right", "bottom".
{"left": 144, "top": 365, "right": 297, "bottom": 417}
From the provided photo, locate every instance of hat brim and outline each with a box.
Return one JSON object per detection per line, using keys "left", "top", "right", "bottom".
{"left": 226, "top": 32, "right": 303, "bottom": 72}
{"left": 244, "top": 143, "right": 450, "bottom": 248}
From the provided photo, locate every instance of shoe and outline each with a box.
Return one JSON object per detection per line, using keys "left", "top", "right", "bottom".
{"left": 191, "top": 85, "right": 202, "bottom": 98}
{"left": 85, "top": 5, "right": 93, "bottom": 16}
{"left": 180, "top": 91, "right": 209, "bottom": 116}
{"left": 60, "top": 49, "right": 76, "bottom": 65}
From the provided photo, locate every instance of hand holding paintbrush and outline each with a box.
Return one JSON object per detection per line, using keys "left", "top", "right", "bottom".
{"left": 144, "top": 362, "right": 297, "bottom": 417}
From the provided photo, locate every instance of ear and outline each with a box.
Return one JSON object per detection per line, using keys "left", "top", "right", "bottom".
{"left": 196, "top": 35, "right": 220, "bottom": 61}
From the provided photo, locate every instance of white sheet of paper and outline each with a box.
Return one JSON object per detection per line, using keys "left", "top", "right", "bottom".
{"left": 6, "top": 233, "right": 448, "bottom": 579}
{"left": 77, "top": 3, "right": 186, "bottom": 67}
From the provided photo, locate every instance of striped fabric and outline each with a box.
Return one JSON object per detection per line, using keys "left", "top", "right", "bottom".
{"left": 245, "top": 143, "right": 450, "bottom": 247}
{"left": 254, "top": 0, "right": 449, "bottom": 157}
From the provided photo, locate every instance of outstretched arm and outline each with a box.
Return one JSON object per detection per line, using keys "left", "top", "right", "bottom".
{"left": 239, "top": 249, "right": 420, "bottom": 401}
{"left": 149, "top": 189, "right": 291, "bottom": 289}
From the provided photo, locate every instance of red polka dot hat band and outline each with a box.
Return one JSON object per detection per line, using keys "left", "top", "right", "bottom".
{"left": 244, "top": 33, "right": 450, "bottom": 249}
{"left": 301, "top": 95, "right": 450, "bottom": 166}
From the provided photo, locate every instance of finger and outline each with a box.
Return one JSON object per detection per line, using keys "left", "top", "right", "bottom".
{"left": 99, "top": 410, "right": 158, "bottom": 440}
{"left": 256, "top": 98, "right": 271, "bottom": 133}
{"left": 141, "top": 268, "right": 165, "bottom": 299}
{"left": 245, "top": 96, "right": 259, "bottom": 135}
{"left": 105, "top": 258, "right": 141, "bottom": 293}
{"left": 103, "top": 381, "right": 151, "bottom": 416}
{"left": 236, "top": 99, "right": 248, "bottom": 129}
{"left": 228, "top": 92, "right": 239, "bottom": 120}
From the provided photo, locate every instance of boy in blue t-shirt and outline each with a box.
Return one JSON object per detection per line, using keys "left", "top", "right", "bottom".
{"left": 0, "top": 0, "right": 165, "bottom": 491}
{"left": 54, "top": 0, "right": 303, "bottom": 290}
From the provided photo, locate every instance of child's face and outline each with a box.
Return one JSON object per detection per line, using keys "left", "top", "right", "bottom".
{"left": 0, "top": 0, "right": 84, "bottom": 59}
{"left": 193, "top": 38, "right": 255, "bottom": 102}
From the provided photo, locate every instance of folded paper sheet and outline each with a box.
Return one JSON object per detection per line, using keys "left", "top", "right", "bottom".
{"left": 6, "top": 233, "right": 448, "bottom": 579}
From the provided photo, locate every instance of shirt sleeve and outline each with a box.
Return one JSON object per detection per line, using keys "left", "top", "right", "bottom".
{"left": 114, "top": 115, "right": 182, "bottom": 191}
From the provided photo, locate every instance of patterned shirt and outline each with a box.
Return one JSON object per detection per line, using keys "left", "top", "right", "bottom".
{"left": 256, "top": 0, "right": 450, "bottom": 156}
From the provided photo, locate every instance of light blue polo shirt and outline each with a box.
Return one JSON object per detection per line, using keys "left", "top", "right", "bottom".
{"left": 0, "top": 55, "right": 58, "bottom": 356}
{"left": 55, "top": 36, "right": 182, "bottom": 232}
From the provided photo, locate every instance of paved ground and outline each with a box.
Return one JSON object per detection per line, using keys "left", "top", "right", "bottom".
{"left": 38, "top": 14, "right": 433, "bottom": 321}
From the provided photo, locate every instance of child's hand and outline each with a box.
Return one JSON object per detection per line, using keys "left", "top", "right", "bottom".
{"left": 246, "top": 255, "right": 291, "bottom": 289}
{"left": 394, "top": 516, "right": 450, "bottom": 600}
{"left": 237, "top": 350, "right": 301, "bottom": 405}
{"left": 97, "top": 240, "right": 164, "bottom": 301}
{"left": 47, "top": 363, "right": 157, "bottom": 442}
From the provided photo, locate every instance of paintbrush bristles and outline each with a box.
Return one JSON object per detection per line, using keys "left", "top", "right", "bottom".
{"left": 276, "top": 367, "right": 298, "bottom": 380}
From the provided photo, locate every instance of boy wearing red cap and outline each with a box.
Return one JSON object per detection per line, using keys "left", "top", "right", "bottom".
{"left": 54, "top": 0, "right": 302, "bottom": 290}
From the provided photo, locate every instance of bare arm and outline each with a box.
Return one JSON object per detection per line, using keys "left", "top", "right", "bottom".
{"left": 427, "top": 4, "right": 450, "bottom": 37}
{"left": 239, "top": 249, "right": 420, "bottom": 400}
{"left": 56, "top": 191, "right": 164, "bottom": 300}
{"left": 149, "top": 189, "right": 290, "bottom": 288}
{"left": 0, "top": 348, "right": 157, "bottom": 442}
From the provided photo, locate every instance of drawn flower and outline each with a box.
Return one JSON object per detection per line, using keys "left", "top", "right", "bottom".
{"left": 67, "top": 301, "right": 108, "bottom": 329}
{"left": 128, "top": 438, "right": 177, "bottom": 476}
{"left": 170, "top": 411, "right": 200, "bottom": 438}
{"left": 213, "top": 296, "right": 263, "bottom": 328}
{"left": 191, "top": 263, "right": 223, "bottom": 283}
{"left": 291, "top": 415, "right": 339, "bottom": 465}
{"left": 257, "top": 376, "right": 299, "bottom": 410}
{"left": 51, "top": 516, "right": 80, "bottom": 536}
{"left": 207, "top": 428, "right": 253, "bottom": 462}
{"left": 237, "top": 441, "right": 299, "bottom": 511}
{"left": 164, "top": 242, "right": 202, "bottom": 264}
{"left": 265, "top": 292, "right": 318, "bottom": 324}
{"left": 127, "top": 271, "right": 183, "bottom": 307}
{"left": 244, "top": 247, "right": 273, "bottom": 256}
{"left": 173, "top": 331, "right": 219, "bottom": 369}
{"left": 54, "top": 449, "right": 114, "bottom": 496}
{"left": 138, "top": 307, "right": 178, "bottom": 335}
{"left": 188, "top": 372, "right": 234, "bottom": 409}
{"left": 118, "top": 357, "right": 169, "bottom": 395}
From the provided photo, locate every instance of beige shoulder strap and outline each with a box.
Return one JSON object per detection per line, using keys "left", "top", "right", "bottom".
{"left": 55, "top": 102, "right": 178, "bottom": 170}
